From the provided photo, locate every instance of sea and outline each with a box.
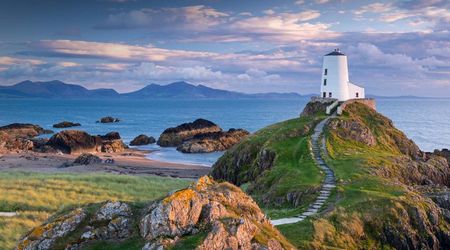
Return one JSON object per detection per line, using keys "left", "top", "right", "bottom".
{"left": 0, "top": 98, "right": 449, "bottom": 166}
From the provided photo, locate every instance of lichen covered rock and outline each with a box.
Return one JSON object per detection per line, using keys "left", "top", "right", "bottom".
{"left": 16, "top": 177, "right": 293, "bottom": 250}
{"left": 17, "top": 208, "right": 87, "bottom": 250}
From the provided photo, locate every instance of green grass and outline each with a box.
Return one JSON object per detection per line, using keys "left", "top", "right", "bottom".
{"left": 276, "top": 218, "right": 315, "bottom": 249}
{"left": 0, "top": 171, "right": 190, "bottom": 250}
{"left": 169, "top": 231, "right": 208, "bottom": 250}
{"left": 214, "top": 115, "right": 326, "bottom": 208}
{"left": 86, "top": 237, "right": 145, "bottom": 250}
{"left": 275, "top": 103, "right": 441, "bottom": 249}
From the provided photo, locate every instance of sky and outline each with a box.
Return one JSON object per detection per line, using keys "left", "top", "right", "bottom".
{"left": 0, "top": 0, "right": 449, "bottom": 96}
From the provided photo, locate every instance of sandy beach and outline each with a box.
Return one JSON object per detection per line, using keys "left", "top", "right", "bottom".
{"left": 0, "top": 148, "right": 210, "bottom": 179}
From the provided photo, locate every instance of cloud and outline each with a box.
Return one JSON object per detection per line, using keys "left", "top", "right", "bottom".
{"left": 128, "top": 63, "right": 223, "bottom": 81}
{"left": 227, "top": 10, "right": 338, "bottom": 42}
{"left": 57, "top": 62, "right": 79, "bottom": 67}
{"left": 0, "top": 56, "right": 44, "bottom": 66}
{"left": 96, "top": 5, "right": 228, "bottom": 31}
{"left": 28, "top": 40, "right": 217, "bottom": 62}
{"left": 95, "top": 6, "right": 336, "bottom": 44}
{"left": 353, "top": 3, "right": 393, "bottom": 15}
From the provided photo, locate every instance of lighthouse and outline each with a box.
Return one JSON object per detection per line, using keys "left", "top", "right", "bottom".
{"left": 320, "top": 49, "right": 364, "bottom": 101}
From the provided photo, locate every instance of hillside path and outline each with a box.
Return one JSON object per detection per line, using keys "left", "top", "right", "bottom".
{"left": 271, "top": 116, "right": 336, "bottom": 226}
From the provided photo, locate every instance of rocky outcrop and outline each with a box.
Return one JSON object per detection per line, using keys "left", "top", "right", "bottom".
{"left": 177, "top": 129, "right": 250, "bottom": 153}
{"left": 99, "top": 132, "right": 121, "bottom": 141}
{"left": 0, "top": 123, "right": 53, "bottom": 138}
{"left": 130, "top": 134, "right": 156, "bottom": 146}
{"left": 158, "top": 119, "right": 248, "bottom": 153}
{"left": 72, "top": 153, "right": 102, "bottom": 165}
{"left": 328, "top": 119, "right": 377, "bottom": 146}
{"left": 157, "top": 119, "right": 222, "bottom": 147}
{"left": 98, "top": 116, "right": 120, "bottom": 123}
{"left": 300, "top": 99, "right": 334, "bottom": 117}
{"left": 53, "top": 121, "right": 81, "bottom": 128}
{"left": 0, "top": 123, "right": 53, "bottom": 153}
{"left": 46, "top": 130, "right": 127, "bottom": 154}
{"left": 17, "top": 177, "right": 293, "bottom": 250}
{"left": 17, "top": 208, "right": 87, "bottom": 250}
{"left": 433, "top": 149, "right": 450, "bottom": 166}
{"left": 47, "top": 130, "right": 100, "bottom": 154}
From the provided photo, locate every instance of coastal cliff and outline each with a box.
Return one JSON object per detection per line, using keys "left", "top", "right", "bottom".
{"left": 212, "top": 100, "right": 450, "bottom": 249}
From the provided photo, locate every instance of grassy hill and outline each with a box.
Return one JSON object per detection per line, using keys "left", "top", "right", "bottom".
{"left": 211, "top": 105, "right": 327, "bottom": 218}
{"left": 212, "top": 101, "right": 450, "bottom": 249}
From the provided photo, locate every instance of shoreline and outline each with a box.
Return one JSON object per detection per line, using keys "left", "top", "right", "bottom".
{"left": 0, "top": 148, "right": 210, "bottom": 179}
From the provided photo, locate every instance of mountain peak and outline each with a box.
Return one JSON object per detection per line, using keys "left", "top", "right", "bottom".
{"left": 167, "top": 81, "right": 194, "bottom": 87}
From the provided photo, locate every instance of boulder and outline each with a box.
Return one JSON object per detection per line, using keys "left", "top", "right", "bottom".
{"left": 158, "top": 119, "right": 222, "bottom": 147}
{"left": 101, "top": 140, "right": 127, "bottom": 153}
{"left": 73, "top": 153, "right": 102, "bottom": 165}
{"left": 99, "top": 116, "right": 120, "bottom": 123}
{"left": 0, "top": 135, "right": 34, "bottom": 153}
{"left": 100, "top": 131, "right": 121, "bottom": 140}
{"left": 130, "top": 134, "right": 156, "bottom": 146}
{"left": 177, "top": 129, "right": 250, "bottom": 153}
{"left": 46, "top": 130, "right": 127, "bottom": 154}
{"left": 99, "top": 132, "right": 126, "bottom": 153}
{"left": 53, "top": 121, "right": 81, "bottom": 128}
{"left": 47, "top": 130, "right": 100, "bottom": 154}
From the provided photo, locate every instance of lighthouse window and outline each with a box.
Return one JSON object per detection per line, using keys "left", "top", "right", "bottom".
{"left": 323, "top": 92, "right": 326, "bottom": 98}
{"left": 328, "top": 92, "right": 332, "bottom": 98}
{"left": 323, "top": 79, "right": 327, "bottom": 86}
{"left": 324, "top": 69, "right": 327, "bottom": 75}
{"left": 356, "top": 92, "right": 359, "bottom": 98}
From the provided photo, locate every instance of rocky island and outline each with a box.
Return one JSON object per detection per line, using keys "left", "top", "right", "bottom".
{"left": 98, "top": 116, "right": 120, "bottom": 123}
{"left": 53, "top": 121, "right": 81, "bottom": 128}
{"left": 158, "top": 119, "right": 249, "bottom": 153}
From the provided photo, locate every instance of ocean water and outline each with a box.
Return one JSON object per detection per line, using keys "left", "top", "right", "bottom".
{"left": 0, "top": 98, "right": 449, "bottom": 166}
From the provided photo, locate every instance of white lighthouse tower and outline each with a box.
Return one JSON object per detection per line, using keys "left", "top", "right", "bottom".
{"left": 320, "top": 49, "right": 364, "bottom": 101}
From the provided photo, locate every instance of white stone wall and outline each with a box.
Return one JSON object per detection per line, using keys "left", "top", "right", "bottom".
{"left": 348, "top": 82, "right": 365, "bottom": 99}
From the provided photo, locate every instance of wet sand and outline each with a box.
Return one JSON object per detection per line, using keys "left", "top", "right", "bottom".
{"left": 0, "top": 148, "right": 210, "bottom": 179}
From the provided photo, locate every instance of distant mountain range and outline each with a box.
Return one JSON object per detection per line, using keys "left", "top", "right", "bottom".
{"left": 0, "top": 80, "right": 304, "bottom": 99}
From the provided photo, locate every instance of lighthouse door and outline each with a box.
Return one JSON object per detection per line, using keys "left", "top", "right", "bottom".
{"left": 323, "top": 92, "right": 326, "bottom": 98}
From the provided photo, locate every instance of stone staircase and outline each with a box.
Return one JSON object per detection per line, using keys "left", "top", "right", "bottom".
{"left": 271, "top": 116, "right": 336, "bottom": 226}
